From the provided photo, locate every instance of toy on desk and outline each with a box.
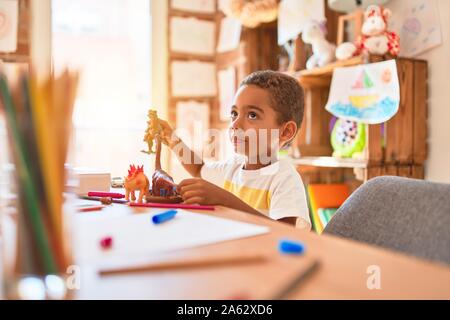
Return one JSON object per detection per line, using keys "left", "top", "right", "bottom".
{"left": 331, "top": 118, "right": 366, "bottom": 158}
{"left": 124, "top": 165, "right": 149, "bottom": 203}
{"left": 142, "top": 109, "right": 168, "bottom": 154}
{"left": 301, "top": 21, "right": 336, "bottom": 70}
{"left": 336, "top": 5, "right": 400, "bottom": 61}
{"left": 146, "top": 138, "right": 183, "bottom": 204}
{"left": 140, "top": 109, "right": 182, "bottom": 204}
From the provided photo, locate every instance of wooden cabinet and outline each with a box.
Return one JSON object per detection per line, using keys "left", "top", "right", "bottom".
{"left": 291, "top": 55, "right": 428, "bottom": 186}
{"left": 0, "top": 0, "right": 30, "bottom": 63}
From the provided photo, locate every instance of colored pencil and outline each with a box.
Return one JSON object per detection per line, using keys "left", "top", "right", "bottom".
{"left": 271, "top": 260, "right": 320, "bottom": 300}
{"left": 0, "top": 67, "right": 79, "bottom": 275}
{"left": 79, "top": 195, "right": 129, "bottom": 204}
{"left": 0, "top": 74, "right": 57, "bottom": 274}
{"left": 88, "top": 191, "right": 125, "bottom": 199}
{"left": 99, "top": 253, "right": 267, "bottom": 276}
{"left": 129, "top": 202, "right": 215, "bottom": 211}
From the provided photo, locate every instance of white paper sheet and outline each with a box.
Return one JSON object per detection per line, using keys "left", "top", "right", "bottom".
{"left": 218, "top": 67, "right": 236, "bottom": 121}
{"left": 176, "top": 100, "right": 210, "bottom": 153}
{"left": 73, "top": 209, "right": 270, "bottom": 263}
{"left": 387, "top": 0, "right": 442, "bottom": 57}
{"left": 0, "top": 0, "right": 19, "bottom": 53}
{"left": 171, "top": 17, "right": 216, "bottom": 56}
{"left": 278, "top": 0, "right": 325, "bottom": 45}
{"left": 171, "top": 0, "right": 216, "bottom": 14}
{"left": 171, "top": 60, "right": 217, "bottom": 97}
{"left": 217, "top": 16, "right": 241, "bottom": 53}
{"left": 325, "top": 60, "right": 400, "bottom": 124}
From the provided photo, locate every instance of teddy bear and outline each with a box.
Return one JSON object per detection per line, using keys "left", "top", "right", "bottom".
{"left": 302, "top": 21, "right": 336, "bottom": 70}
{"left": 336, "top": 5, "right": 400, "bottom": 61}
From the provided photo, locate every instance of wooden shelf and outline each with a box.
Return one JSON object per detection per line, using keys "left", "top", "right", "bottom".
{"left": 298, "top": 55, "right": 365, "bottom": 77}
{"left": 290, "top": 156, "right": 368, "bottom": 169}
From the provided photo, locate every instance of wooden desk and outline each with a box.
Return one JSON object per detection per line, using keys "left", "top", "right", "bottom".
{"left": 73, "top": 204, "right": 450, "bottom": 300}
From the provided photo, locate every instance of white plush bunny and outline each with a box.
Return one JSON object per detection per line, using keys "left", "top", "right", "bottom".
{"left": 302, "top": 21, "right": 336, "bottom": 70}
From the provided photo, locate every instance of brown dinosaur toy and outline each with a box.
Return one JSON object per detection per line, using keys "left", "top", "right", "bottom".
{"left": 142, "top": 109, "right": 169, "bottom": 154}
{"left": 138, "top": 109, "right": 182, "bottom": 203}
{"left": 124, "top": 165, "right": 149, "bottom": 203}
{"left": 146, "top": 138, "right": 182, "bottom": 203}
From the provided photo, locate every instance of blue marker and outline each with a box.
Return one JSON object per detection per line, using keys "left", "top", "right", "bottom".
{"left": 152, "top": 209, "right": 177, "bottom": 224}
{"left": 279, "top": 239, "right": 306, "bottom": 255}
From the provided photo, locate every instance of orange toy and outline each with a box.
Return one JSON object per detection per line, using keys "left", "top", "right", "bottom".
{"left": 124, "top": 165, "right": 149, "bottom": 203}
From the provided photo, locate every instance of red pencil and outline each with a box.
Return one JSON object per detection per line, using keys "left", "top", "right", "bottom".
{"left": 129, "top": 202, "right": 215, "bottom": 211}
{"left": 88, "top": 191, "right": 125, "bottom": 199}
{"left": 77, "top": 205, "right": 105, "bottom": 213}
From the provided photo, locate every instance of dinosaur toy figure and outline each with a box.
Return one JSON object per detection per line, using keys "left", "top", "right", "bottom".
{"left": 150, "top": 138, "right": 179, "bottom": 198}
{"left": 140, "top": 108, "right": 182, "bottom": 203}
{"left": 124, "top": 165, "right": 149, "bottom": 203}
{"left": 142, "top": 110, "right": 163, "bottom": 154}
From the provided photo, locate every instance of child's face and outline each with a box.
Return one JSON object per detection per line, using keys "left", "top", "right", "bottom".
{"left": 228, "top": 85, "right": 295, "bottom": 163}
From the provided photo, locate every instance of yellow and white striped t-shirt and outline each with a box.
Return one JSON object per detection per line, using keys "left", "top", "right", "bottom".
{"left": 201, "top": 156, "right": 310, "bottom": 227}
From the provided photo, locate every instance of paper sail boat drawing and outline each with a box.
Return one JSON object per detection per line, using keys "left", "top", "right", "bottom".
{"left": 325, "top": 60, "right": 400, "bottom": 124}
{"left": 349, "top": 70, "right": 379, "bottom": 108}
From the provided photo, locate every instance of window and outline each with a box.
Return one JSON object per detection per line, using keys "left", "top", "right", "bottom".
{"left": 52, "top": 0, "right": 152, "bottom": 177}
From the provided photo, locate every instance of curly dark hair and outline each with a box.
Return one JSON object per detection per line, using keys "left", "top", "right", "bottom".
{"left": 240, "top": 70, "right": 304, "bottom": 130}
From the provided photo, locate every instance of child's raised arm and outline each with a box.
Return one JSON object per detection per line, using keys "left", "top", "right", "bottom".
{"left": 158, "top": 119, "right": 204, "bottom": 178}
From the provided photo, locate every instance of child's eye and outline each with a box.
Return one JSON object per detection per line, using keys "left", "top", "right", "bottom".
{"left": 248, "top": 112, "right": 258, "bottom": 120}
{"left": 230, "top": 110, "right": 238, "bottom": 119}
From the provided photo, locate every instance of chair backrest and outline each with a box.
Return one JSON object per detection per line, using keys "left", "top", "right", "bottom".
{"left": 324, "top": 176, "right": 450, "bottom": 265}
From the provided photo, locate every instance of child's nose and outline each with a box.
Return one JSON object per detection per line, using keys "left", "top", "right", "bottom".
{"left": 230, "top": 115, "right": 244, "bottom": 130}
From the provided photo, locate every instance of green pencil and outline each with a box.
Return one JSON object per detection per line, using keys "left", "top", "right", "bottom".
{"left": 0, "top": 74, "right": 57, "bottom": 274}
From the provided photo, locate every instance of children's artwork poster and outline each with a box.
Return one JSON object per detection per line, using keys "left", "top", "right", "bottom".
{"left": 387, "top": 0, "right": 442, "bottom": 57}
{"left": 176, "top": 100, "right": 210, "bottom": 153}
{"left": 217, "top": 16, "right": 241, "bottom": 53}
{"left": 171, "top": 60, "right": 217, "bottom": 97}
{"left": 218, "top": 67, "right": 236, "bottom": 122}
{"left": 325, "top": 60, "right": 400, "bottom": 124}
{"left": 171, "top": 0, "right": 216, "bottom": 14}
{"left": 170, "top": 17, "right": 216, "bottom": 56}
{"left": 277, "top": 0, "right": 325, "bottom": 45}
{"left": 0, "top": 0, "right": 19, "bottom": 53}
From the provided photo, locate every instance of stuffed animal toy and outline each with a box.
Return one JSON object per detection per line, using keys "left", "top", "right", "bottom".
{"left": 331, "top": 118, "right": 366, "bottom": 158}
{"left": 302, "top": 21, "right": 336, "bottom": 70}
{"left": 221, "top": 0, "right": 279, "bottom": 28}
{"left": 336, "top": 5, "right": 400, "bottom": 60}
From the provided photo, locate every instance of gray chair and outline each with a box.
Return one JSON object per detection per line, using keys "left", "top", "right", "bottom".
{"left": 324, "top": 176, "right": 450, "bottom": 265}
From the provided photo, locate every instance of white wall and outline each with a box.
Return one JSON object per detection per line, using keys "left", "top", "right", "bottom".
{"left": 31, "top": 0, "right": 52, "bottom": 81}
{"left": 415, "top": 0, "right": 450, "bottom": 183}
{"left": 151, "top": 0, "right": 170, "bottom": 170}
{"left": 387, "top": 0, "right": 450, "bottom": 183}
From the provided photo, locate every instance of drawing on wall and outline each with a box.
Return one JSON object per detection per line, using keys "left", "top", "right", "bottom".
{"left": 217, "top": 16, "right": 241, "bottom": 53}
{"left": 171, "top": 0, "right": 216, "bottom": 14}
{"left": 171, "top": 60, "right": 217, "bottom": 97}
{"left": 218, "top": 67, "right": 236, "bottom": 122}
{"left": 0, "top": 0, "right": 19, "bottom": 53}
{"left": 176, "top": 100, "right": 210, "bottom": 154}
{"left": 170, "top": 17, "right": 216, "bottom": 56}
{"left": 387, "top": 0, "right": 442, "bottom": 57}
{"left": 326, "top": 60, "right": 400, "bottom": 124}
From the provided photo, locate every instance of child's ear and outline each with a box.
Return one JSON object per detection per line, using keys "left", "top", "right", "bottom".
{"left": 280, "top": 121, "right": 297, "bottom": 145}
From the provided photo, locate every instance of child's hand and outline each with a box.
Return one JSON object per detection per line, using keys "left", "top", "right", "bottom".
{"left": 177, "top": 178, "right": 228, "bottom": 205}
{"left": 158, "top": 119, "right": 179, "bottom": 148}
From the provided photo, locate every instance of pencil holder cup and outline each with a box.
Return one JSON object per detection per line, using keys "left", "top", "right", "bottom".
{"left": 0, "top": 67, "right": 79, "bottom": 300}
